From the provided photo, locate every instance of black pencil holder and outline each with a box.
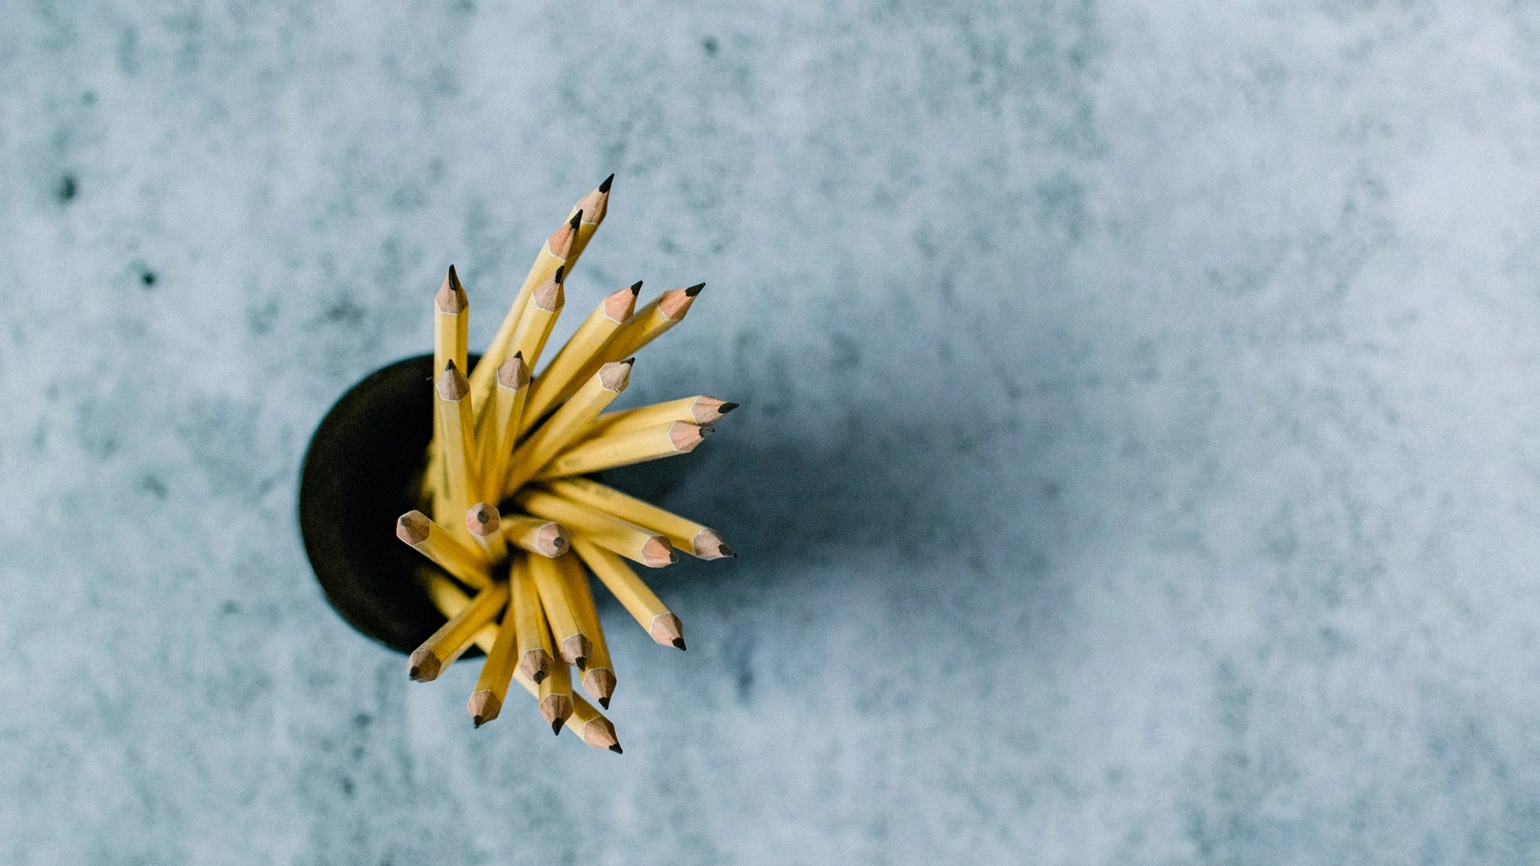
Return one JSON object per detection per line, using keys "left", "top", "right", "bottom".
{"left": 299, "top": 353, "right": 478, "bottom": 655}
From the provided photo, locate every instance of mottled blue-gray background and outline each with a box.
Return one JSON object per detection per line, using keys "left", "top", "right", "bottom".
{"left": 5, "top": 1, "right": 1540, "bottom": 863}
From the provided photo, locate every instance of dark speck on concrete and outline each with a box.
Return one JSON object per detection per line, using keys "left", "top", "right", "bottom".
{"left": 140, "top": 269, "right": 156, "bottom": 287}
{"left": 219, "top": 601, "right": 239, "bottom": 615}
{"left": 702, "top": 37, "right": 719, "bottom": 56}
{"left": 138, "top": 473, "right": 168, "bottom": 498}
{"left": 57, "top": 174, "right": 77, "bottom": 202}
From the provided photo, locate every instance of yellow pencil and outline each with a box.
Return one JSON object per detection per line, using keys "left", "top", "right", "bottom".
{"left": 502, "top": 360, "right": 632, "bottom": 497}
{"left": 583, "top": 395, "right": 737, "bottom": 440}
{"left": 504, "top": 270, "right": 565, "bottom": 378}
{"left": 422, "top": 572, "right": 618, "bottom": 752}
{"left": 481, "top": 353, "right": 529, "bottom": 504}
{"left": 571, "top": 537, "right": 685, "bottom": 650}
{"left": 396, "top": 510, "right": 491, "bottom": 589}
{"left": 500, "top": 513, "right": 571, "bottom": 558}
{"left": 540, "top": 656, "right": 575, "bottom": 735}
{"left": 465, "top": 502, "right": 507, "bottom": 562}
{"left": 527, "top": 550, "right": 590, "bottom": 667}
{"left": 558, "top": 553, "right": 616, "bottom": 708}
{"left": 534, "top": 421, "right": 710, "bottom": 482}
{"left": 516, "top": 487, "right": 677, "bottom": 568}
{"left": 467, "top": 593, "right": 520, "bottom": 728}
{"left": 520, "top": 282, "right": 640, "bottom": 434}
{"left": 467, "top": 211, "right": 580, "bottom": 424}
{"left": 407, "top": 580, "right": 509, "bottom": 682}
{"left": 540, "top": 476, "right": 734, "bottom": 560}
{"left": 564, "top": 174, "right": 612, "bottom": 267}
{"left": 509, "top": 554, "right": 555, "bottom": 684}
{"left": 435, "top": 360, "right": 478, "bottom": 531}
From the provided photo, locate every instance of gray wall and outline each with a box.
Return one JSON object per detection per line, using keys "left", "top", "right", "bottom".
{"left": 4, "top": 1, "right": 1540, "bottom": 863}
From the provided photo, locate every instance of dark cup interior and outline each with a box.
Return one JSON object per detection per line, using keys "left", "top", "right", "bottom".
{"left": 299, "top": 353, "right": 480, "bottom": 655}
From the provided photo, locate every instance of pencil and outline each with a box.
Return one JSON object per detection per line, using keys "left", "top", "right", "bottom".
{"left": 467, "top": 590, "right": 520, "bottom": 727}
{"left": 568, "top": 692, "right": 622, "bottom": 753}
{"left": 520, "top": 282, "right": 640, "bottom": 434}
{"left": 540, "top": 656, "right": 574, "bottom": 734}
{"left": 509, "top": 554, "right": 555, "bottom": 683}
{"left": 534, "top": 421, "right": 711, "bottom": 482}
{"left": 502, "top": 360, "right": 633, "bottom": 497}
{"left": 505, "top": 269, "right": 565, "bottom": 375}
{"left": 423, "top": 572, "right": 618, "bottom": 752}
{"left": 436, "top": 360, "right": 478, "bottom": 529}
{"left": 556, "top": 553, "right": 616, "bottom": 707}
{"left": 516, "top": 488, "right": 678, "bottom": 568}
{"left": 570, "top": 537, "right": 685, "bottom": 650}
{"left": 527, "top": 550, "right": 591, "bottom": 667}
{"left": 564, "top": 174, "right": 612, "bottom": 267}
{"left": 465, "top": 502, "right": 507, "bottom": 562}
{"left": 583, "top": 395, "right": 737, "bottom": 440}
{"left": 500, "top": 513, "right": 571, "bottom": 558}
{"left": 397, "top": 510, "right": 492, "bottom": 589}
{"left": 425, "top": 266, "right": 470, "bottom": 509}
{"left": 526, "top": 285, "right": 702, "bottom": 420}
{"left": 539, "top": 476, "right": 734, "bottom": 559}
{"left": 408, "top": 580, "right": 510, "bottom": 682}
{"left": 481, "top": 353, "right": 529, "bottom": 504}
{"left": 467, "top": 211, "right": 581, "bottom": 423}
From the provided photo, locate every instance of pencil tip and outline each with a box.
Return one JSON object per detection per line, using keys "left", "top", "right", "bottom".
{"left": 719, "top": 544, "right": 736, "bottom": 558}
{"left": 673, "top": 638, "right": 687, "bottom": 651}
{"left": 630, "top": 280, "right": 643, "bottom": 295}
{"left": 609, "top": 744, "right": 623, "bottom": 754}
{"left": 552, "top": 719, "right": 565, "bottom": 735}
{"left": 555, "top": 265, "right": 565, "bottom": 283}
{"left": 473, "top": 716, "right": 484, "bottom": 728}
{"left": 685, "top": 283, "right": 705, "bottom": 296}
{"left": 599, "top": 697, "right": 611, "bottom": 710}
{"left": 532, "top": 670, "right": 547, "bottom": 684}
{"left": 599, "top": 173, "right": 614, "bottom": 193}
{"left": 719, "top": 402, "right": 740, "bottom": 414}
{"left": 576, "top": 657, "right": 588, "bottom": 670}
{"left": 569, "top": 210, "right": 582, "bottom": 230}
{"left": 408, "top": 666, "right": 420, "bottom": 678}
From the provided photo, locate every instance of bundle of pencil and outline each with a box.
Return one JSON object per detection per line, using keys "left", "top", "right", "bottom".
{"left": 394, "top": 176, "right": 736, "bottom": 753}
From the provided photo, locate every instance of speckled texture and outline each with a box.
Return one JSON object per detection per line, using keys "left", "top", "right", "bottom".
{"left": 5, "top": 1, "right": 1540, "bottom": 862}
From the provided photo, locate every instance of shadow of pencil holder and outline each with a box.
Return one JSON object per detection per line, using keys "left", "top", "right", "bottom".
{"left": 299, "top": 353, "right": 481, "bottom": 656}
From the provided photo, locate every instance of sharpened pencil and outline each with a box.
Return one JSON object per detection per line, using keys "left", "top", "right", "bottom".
{"left": 521, "top": 282, "right": 640, "bottom": 434}
{"left": 516, "top": 487, "right": 677, "bottom": 568}
{"left": 534, "top": 420, "right": 710, "bottom": 481}
{"left": 528, "top": 549, "right": 590, "bottom": 667}
{"left": 465, "top": 502, "right": 507, "bottom": 562}
{"left": 571, "top": 537, "right": 685, "bottom": 649}
{"left": 436, "top": 360, "right": 478, "bottom": 531}
{"left": 556, "top": 553, "right": 616, "bottom": 707}
{"left": 509, "top": 554, "right": 555, "bottom": 684}
{"left": 502, "top": 360, "right": 632, "bottom": 497}
{"left": 539, "top": 476, "right": 735, "bottom": 559}
{"left": 583, "top": 396, "right": 737, "bottom": 440}
{"left": 540, "top": 656, "right": 574, "bottom": 734}
{"left": 408, "top": 580, "right": 509, "bottom": 682}
{"left": 481, "top": 353, "right": 529, "bottom": 503}
{"left": 500, "top": 513, "right": 571, "bottom": 557}
{"left": 397, "top": 510, "right": 492, "bottom": 589}
{"left": 468, "top": 587, "right": 521, "bottom": 728}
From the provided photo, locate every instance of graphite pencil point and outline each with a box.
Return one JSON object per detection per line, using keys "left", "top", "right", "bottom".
{"left": 672, "top": 638, "right": 686, "bottom": 651}
{"left": 684, "top": 282, "right": 704, "bottom": 296}
{"left": 599, "top": 173, "right": 614, "bottom": 193}
{"left": 609, "top": 744, "right": 623, "bottom": 754}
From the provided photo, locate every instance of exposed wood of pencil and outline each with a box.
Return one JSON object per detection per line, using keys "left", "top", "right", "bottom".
{"left": 502, "top": 360, "right": 632, "bottom": 497}
{"left": 583, "top": 395, "right": 737, "bottom": 440}
{"left": 539, "top": 654, "right": 574, "bottom": 734}
{"left": 568, "top": 690, "right": 622, "bottom": 752}
{"left": 423, "top": 572, "right": 616, "bottom": 751}
{"left": 516, "top": 488, "right": 677, "bottom": 568}
{"left": 501, "top": 513, "right": 571, "bottom": 558}
{"left": 557, "top": 553, "right": 616, "bottom": 708}
{"left": 465, "top": 502, "right": 507, "bottom": 562}
{"left": 571, "top": 537, "right": 685, "bottom": 650}
{"left": 509, "top": 554, "right": 555, "bottom": 684}
{"left": 540, "top": 476, "right": 735, "bottom": 559}
{"left": 528, "top": 550, "right": 591, "bottom": 667}
{"left": 397, "top": 510, "right": 492, "bottom": 589}
{"left": 530, "top": 284, "right": 702, "bottom": 418}
{"left": 534, "top": 421, "right": 710, "bottom": 482}
{"left": 436, "top": 360, "right": 478, "bottom": 532}
{"left": 564, "top": 174, "right": 612, "bottom": 266}
{"left": 468, "top": 590, "right": 521, "bottom": 727}
{"left": 467, "top": 211, "right": 581, "bottom": 424}
{"left": 482, "top": 353, "right": 529, "bottom": 504}
{"left": 408, "top": 581, "right": 509, "bottom": 682}
{"left": 520, "top": 282, "right": 640, "bottom": 434}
